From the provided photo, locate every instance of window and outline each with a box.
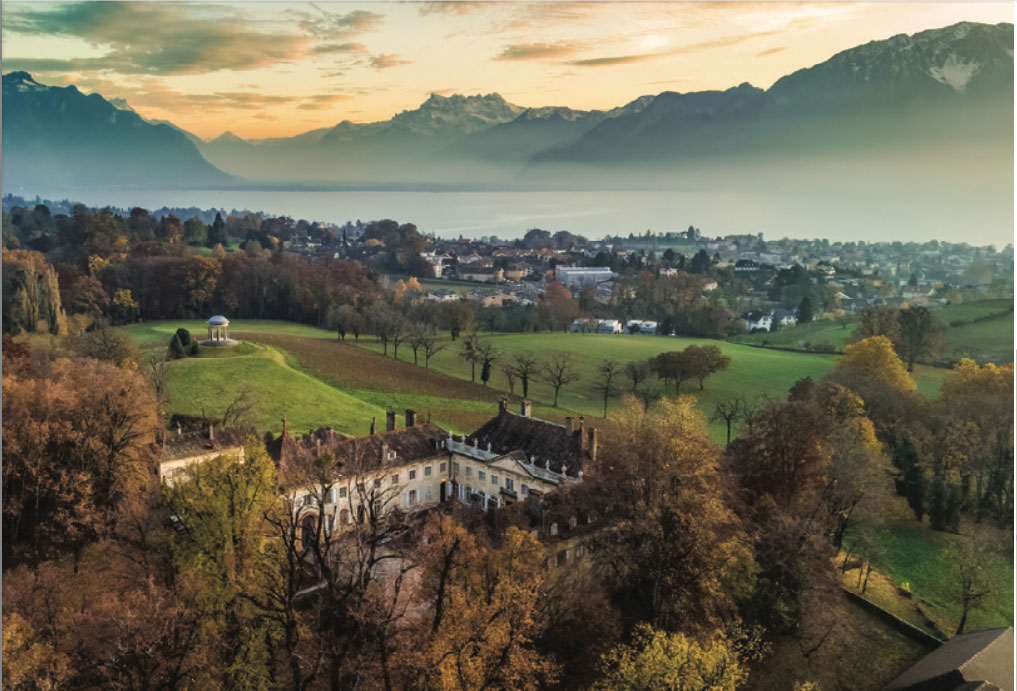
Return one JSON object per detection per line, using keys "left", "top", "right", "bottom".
{"left": 325, "top": 515, "right": 334, "bottom": 534}
{"left": 374, "top": 478, "right": 382, "bottom": 489}
{"left": 453, "top": 462, "right": 460, "bottom": 473}
{"left": 373, "top": 500, "right": 382, "bottom": 516}
{"left": 303, "top": 494, "right": 315, "bottom": 506}
{"left": 339, "top": 487, "right": 347, "bottom": 499}
{"left": 478, "top": 471, "right": 486, "bottom": 481}
{"left": 424, "top": 465, "right": 432, "bottom": 477}
{"left": 557, "top": 550, "right": 568, "bottom": 566}
{"left": 491, "top": 475, "right": 499, "bottom": 486}
{"left": 505, "top": 478, "right": 515, "bottom": 491}
{"left": 326, "top": 488, "right": 337, "bottom": 504}
{"left": 440, "top": 462, "right": 447, "bottom": 473}
{"left": 391, "top": 474, "right": 399, "bottom": 484}
{"left": 357, "top": 483, "right": 365, "bottom": 494}
{"left": 425, "top": 486, "right": 432, "bottom": 501}
{"left": 407, "top": 490, "right": 417, "bottom": 507}
{"left": 521, "top": 485, "right": 529, "bottom": 496}
{"left": 465, "top": 466, "right": 472, "bottom": 477}
{"left": 457, "top": 484, "right": 465, "bottom": 501}
{"left": 409, "top": 469, "right": 417, "bottom": 480}
{"left": 466, "top": 486, "right": 473, "bottom": 499}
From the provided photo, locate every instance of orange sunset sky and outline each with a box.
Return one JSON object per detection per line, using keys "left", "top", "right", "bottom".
{"left": 3, "top": 1, "right": 1013, "bottom": 140}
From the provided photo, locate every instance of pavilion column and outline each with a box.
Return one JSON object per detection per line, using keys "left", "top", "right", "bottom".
{"left": 208, "top": 325, "right": 212, "bottom": 341}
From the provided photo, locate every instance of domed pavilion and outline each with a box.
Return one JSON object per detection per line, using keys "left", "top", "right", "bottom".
{"left": 203, "top": 315, "right": 237, "bottom": 346}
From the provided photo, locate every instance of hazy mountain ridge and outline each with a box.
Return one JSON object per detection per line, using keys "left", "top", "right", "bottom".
{"left": 2, "top": 21, "right": 1012, "bottom": 189}
{"left": 2, "top": 71, "right": 234, "bottom": 191}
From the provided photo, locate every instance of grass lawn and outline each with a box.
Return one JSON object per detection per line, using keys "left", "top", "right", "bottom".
{"left": 354, "top": 332, "right": 948, "bottom": 443}
{"left": 159, "top": 340, "right": 385, "bottom": 436}
{"left": 122, "top": 319, "right": 336, "bottom": 347}
{"left": 732, "top": 299, "right": 1013, "bottom": 365}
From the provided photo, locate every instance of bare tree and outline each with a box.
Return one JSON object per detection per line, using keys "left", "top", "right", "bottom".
{"left": 407, "top": 322, "right": 433, "bottom": 366}
{"left": 955, "top": 537, "right": 996, "bottom": 635}
{"left": 500, "top": 362, "right": 517, "bottom": 395}
{"left": 512, "top": 353, "right": 540, "bottom": 399}
{"left": 475, "top": 339, "right": 498, "bottom": 387}
{"left": 146, "top": 353, "right": 170, "bottom": 403}
{"left": 541, "top": 353, "right": 580, "bottom": 407}
{"left": 592, "top": 359, "right": 621, "bottom": 417}
{"left": 422, "top": 336, "right": 446, "bottom": 369}
{"left": 711, "top": 396, "right": 744, "bottom": 446}
{"left": 625, "top": 361, "right": 650, "bottom": 393}
{"left": 221, "top": 386, "right": 256, "bottom": 428}
{"left": 459, "top": 333, "right": 479, "bottom": 382}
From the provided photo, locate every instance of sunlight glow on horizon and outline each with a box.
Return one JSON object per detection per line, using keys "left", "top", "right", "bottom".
{"left": 2, "top": 1, "right": 1012, "bottom": 139}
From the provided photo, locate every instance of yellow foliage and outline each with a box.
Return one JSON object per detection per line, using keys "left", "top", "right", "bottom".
{"left": 833, "top": 336, "right": 916, "bottom": 393}
{"left": 87, "top": 254, "right": 111, "bottom": 277}
{"left": 2, "top": 613, "right": 71, "bottom": 690}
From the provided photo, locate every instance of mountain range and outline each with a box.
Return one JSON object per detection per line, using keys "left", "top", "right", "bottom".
{"left": 2, "top": 21, "right": 1012, "bottom": 191}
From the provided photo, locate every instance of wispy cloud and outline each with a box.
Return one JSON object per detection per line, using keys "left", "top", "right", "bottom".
{"left": 568, "top": 54, "right": 660, "bottom": 67}
{"left": 418, "top": 2, "right": 487, "bottom": 16}
{"left": 312, "top": 42, "right": 368, "bottom": 55}
{"left": 298, "top": 93, "right": 354, "bottom": 110}
{"left": 369, "top": 54, "right": 409, "bottom": 70}
{"left": 756, "top": 46, "right": 787, "bottom": 57}
{"left": 300, "top": 6, "right": 383, "bottom": 38}
{"left": 4, "top": 3, "right": 313, "bottom": 75}
{"left": 254, "top": 112, "right": 280, "bottom": 121}
{"left": 495, "top": 41, "right": 583, "bottom": 61}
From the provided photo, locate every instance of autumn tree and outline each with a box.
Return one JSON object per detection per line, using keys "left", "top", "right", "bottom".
{"left": 541, "top": 280, "right": 579, "bottom": 332}
{"left": 593, "top": 624, "right": 760, "bottom": 691}
{"left": 541, "top": 352, "right": 580, "bottom": 407}
{"left": 686, "top": 344, "right": 732, "bottom": 390}
{"left": 394, "top": 515, "right": 559, "bottom": 690}
{"left": 851, "top": 306, "right": 901, "bottom": 344}
{"left": 953, "top": 536, "right": 998, "bottom": 636}
{"left": 72, "top": 326, "right": 141, "bottom": 367}
{"left": 164, "top": 441, "right": 281, "bottom": 688}
{"left": 591, "top": 396, "right": 753, "bottom": 633}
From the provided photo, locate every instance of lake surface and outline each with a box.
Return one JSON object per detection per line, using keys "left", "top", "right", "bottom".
{"left": 24, "top": 185, "right": 1014, "bottom": 246}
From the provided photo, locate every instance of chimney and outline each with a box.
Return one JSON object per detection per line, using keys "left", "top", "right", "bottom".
{"left": 498, "top": 397, "right": 509, "bottom": 415}
{"left": 281, "top": 416, "right": 288, "bottom": 439}
{"left": 177, "top": 422, "right": 182, "bottom": 437}
{"left": 370, "top": 417, "right": 377, "bottom": 435}
{"left": 209, "top": 424, "right": 215, "bottom": 442}
{"left": 386, "top": 410, "right": 396, "bottom": 432}
{"left": 521, "top": 400, "right": 532, "bottom": 417}
{"left": 381, "top": 442, "right": 389, "bottom": 462}
{"left": 577, "top": 416, "right": 585, "bottom": 449}
{"left": 588, "top": 428, "right": 598, "bottom": 461}
{"left": 565, "top": 417, "right": 573, "bottom": 435}
{"left": 405, "top": 409, "right": 417, "bottom": 427}
{"left": 316, "top": 437, "right": 321, "bottom": 455}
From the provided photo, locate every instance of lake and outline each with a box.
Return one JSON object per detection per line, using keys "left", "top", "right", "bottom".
{"left": 22, "top": 183, "right": 1014, "bottom": 246}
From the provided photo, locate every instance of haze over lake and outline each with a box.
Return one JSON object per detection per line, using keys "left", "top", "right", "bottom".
{"left": 28, "top": 180, "right": 1014, "bottom": 246}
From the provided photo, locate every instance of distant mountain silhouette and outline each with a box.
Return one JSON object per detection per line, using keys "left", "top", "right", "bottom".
{"left": 2, "top": 71, "right": 234, "bottom": 191}
{"left": 1, "top": 21, "right": 1011, "bottom": 189}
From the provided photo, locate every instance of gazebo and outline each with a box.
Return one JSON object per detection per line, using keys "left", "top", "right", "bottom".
{"left": 205, "top": 315, "right": 232, "bottom": 345}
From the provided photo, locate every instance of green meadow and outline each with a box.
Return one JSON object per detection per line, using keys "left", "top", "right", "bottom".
{"left": 731, "top": 299, "right": 1013, "bottom": 365}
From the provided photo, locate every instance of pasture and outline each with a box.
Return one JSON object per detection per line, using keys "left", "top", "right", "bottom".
{"left": 732, "top": 298, "right": 1013, "bottom": 365}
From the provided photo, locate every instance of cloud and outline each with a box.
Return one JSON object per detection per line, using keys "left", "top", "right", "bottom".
{"left": 301, "top": 6, "right": 383, "bottom": 38}
{"left": 3, "top": 3, "right": 312, "bottom": 75}
{"left": 298, "top": 93, "right": 354, "bottom": 110}
{"left": 418, "top": 2, "right": 487, "bottom": 16}
{"left": 312, "top": 42, "right": 368, "bottom": 55}
{"left": 369, "top": 54, "right": 409, "bottom": 70}
{"left": 495, "top": 42, "right": 583, "bottom": 61}
{"left": 756, "top": 46, "right": 787, "bottom": 57}
{"left": 568, "top": 28, "right": 782, "bottom": 67}
{"left": 568, "top": 54, "right": 659, "bottom": 67}
{"left": 254, "top": 112, "right": 280, "bottom": 121}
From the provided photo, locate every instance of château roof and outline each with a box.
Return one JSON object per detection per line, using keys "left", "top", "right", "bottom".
{"left": 161, "top": 425, "right": 246, "bottom": 462}
{"left": 469, "top": 410, "right": 590, "bottom": 475}
{"left": 882, "top": 627, "right": 1013, "bottom": 691}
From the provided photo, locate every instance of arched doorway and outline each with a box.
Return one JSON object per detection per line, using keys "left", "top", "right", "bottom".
{"left": 301, "top": 514, "right": 316, "bottom": 547}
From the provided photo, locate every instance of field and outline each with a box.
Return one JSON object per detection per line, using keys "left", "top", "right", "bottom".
{"left": 353, "top": 331, "right": 949, "bottom": 439}
{"left": 732, "top": 299, "right": 1013, "bottom": 365}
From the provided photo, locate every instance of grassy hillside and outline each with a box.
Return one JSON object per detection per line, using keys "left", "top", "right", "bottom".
{"left": 731, "top": 299, "right": 1012, "bottom": 365}
{"left": 354, "top": 331, "right": 948, "bottom": 438}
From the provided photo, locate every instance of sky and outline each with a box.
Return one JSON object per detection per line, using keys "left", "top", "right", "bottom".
{"left": 3, "top": 1, "right": 1013, "bottom": 140}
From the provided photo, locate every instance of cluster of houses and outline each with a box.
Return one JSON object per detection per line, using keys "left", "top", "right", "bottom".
{"left": 569, "top": 318, "right": 659, "bottom": 335}
{"left": 739, "top": 308, "right": 799, "bottom": 332}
